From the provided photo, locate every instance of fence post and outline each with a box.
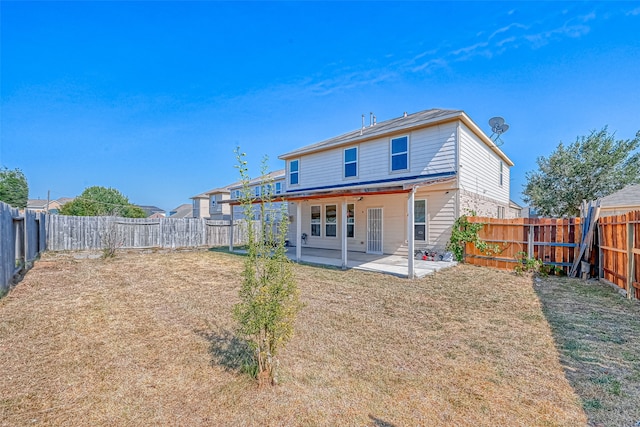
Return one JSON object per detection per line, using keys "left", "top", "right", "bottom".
{"left": 527, "top": 224, "right": 534, "bottom": 259}
{"left": 628, "top": 221, "right": 635, "bottom": 300}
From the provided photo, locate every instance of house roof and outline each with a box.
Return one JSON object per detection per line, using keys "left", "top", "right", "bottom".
{"left": 227, "top": 169, "right": 285, "bottom": 191}
{"left": 136, "top": 205, "right": 165, "bottom": 216}
{"left": 27, "top": 199, "right": 48, "bottom": 209}
{"left": 598, "top": 184, "right": 640, "bottom": 209}
{"left": 169, "top": 203, "right": 193, "bottom": 218}
{"left": 278, "top": 108, "right": 514, "bottom": 166}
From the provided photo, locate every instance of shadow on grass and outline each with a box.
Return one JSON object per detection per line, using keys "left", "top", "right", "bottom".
{"left": 368, "top": 414, "right": 397, "bottom": 427}
{"left": 196, "top": 328, "right": 253, "bottom": 372}
{"left": 532, "top": 274, "right": 640, "bottom": 426}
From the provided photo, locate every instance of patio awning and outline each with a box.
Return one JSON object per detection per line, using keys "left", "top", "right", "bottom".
{"left": 225, "top": 171, "right": 456, "bottom": 204}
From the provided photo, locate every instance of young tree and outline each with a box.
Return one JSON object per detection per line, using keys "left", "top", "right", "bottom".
{"left": 0, "top": 167, "right": 29, "bottom": 209}
{"left": 232, "top": 148, "right": 302, "bottom": 387}
{"left": 60, "top": 186, "right": 146, "bottom": 218}
{"left": 523, "top": 127, "right": 640, "bottom": 217}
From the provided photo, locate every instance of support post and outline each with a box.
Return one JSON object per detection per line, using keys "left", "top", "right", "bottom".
{"left": 527, "top": 224, "right": 534, "bottom": 259}
{"left": 296, "top": 202, "right": 302, "bottom": 262}
{"left": 341, "top": 199, "right": 348, "bottom": 269}
{"left": 228, "top": 205, "right": 234, "bottom": 252}
{"left": 407, "top": 188, "right": 415, "bottom": 279}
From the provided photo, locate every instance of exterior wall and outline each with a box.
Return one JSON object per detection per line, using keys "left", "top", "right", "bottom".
{"left": 192, "top": 197, "right": 209, "bottom": 219}
{"left": 287, "top": 182, "right": 456, "bottom": 254}
{"left": 460, "top": 189, "right": 511, "bottom": 218}
{"left": 599, "top": 207, "right": 640, "bottom": 217}
{"left": 209, "top": 193, "right": 231, "bottom": 219}
{"left": 286, "top": 122, "right": 458, "bottom": 192}
{"left": 458, "top": 123, "right": 510, "bottom": 206}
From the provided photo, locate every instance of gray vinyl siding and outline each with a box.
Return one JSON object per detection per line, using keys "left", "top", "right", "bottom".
{"left": 458, "top": 123, "right": 510, "bottom": 204}
{"left": 289, "top": 123, "right": 458, "bottom": 191}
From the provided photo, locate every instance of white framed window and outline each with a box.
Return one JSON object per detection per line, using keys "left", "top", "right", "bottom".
{"left": 275, "top": 182, "right": 282, "bottom": 194}
{"left": 325, "top": 205, "right": 337, "bottom": 237}
{"left": 289, "top": 159, "right": 299, "bottom": 185}
{"left": 311, "top": 205, "right": 321, "bottom": 236}
{"left": 347, "top": 203, "right": 355, "bottom": 238}
{"left": 414, "top": 199, "right": 426, "bottom": 241}
{"left": 499, "top": 161, "right": 504, "bottom": 187}
{"left": 498, "top": 206, "right": 505, "bottom": 219}
{"left": 390, "top": 136, "right": 409, "bottom": 171}
{"left": 254, "top": 186, "right": 261, "bottom": 197}
{"left": 344, "top": 147, "right": 358, "bottom": 178}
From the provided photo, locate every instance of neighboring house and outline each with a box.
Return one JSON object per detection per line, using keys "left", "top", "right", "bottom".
{"left": 509, "top": 199, "right": 523, "bottom": 218}
{"left": 190, "top": 190, "right": 210, "bottom": 219}
{"left": 227, "top": 170, "right": 286, "bottom": 221}
{"left": 169, "top": 203, "right": 193, "bottom": 218}
{"left": 206, "top": 185, "right": 234, "bottom": 220}
{"left": 137, "top": 205, "right": 165, "bottom": 217}
{"left": 598, "top": 184, "right": 640, "bottom": 217}
{"left": 26, "top": 197, "right": 73, "bottom": 214}
{"left": 277, "top": 108, "right": 514, "bottom": 272}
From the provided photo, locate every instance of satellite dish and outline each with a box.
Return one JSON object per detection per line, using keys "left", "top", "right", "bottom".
{"left": 488, "top": 116, "right": 510, "bottom": 145}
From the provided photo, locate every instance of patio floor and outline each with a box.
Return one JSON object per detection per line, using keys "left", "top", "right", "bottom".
{"left": 283, "top": 247, "right": 457, "bottom": 278}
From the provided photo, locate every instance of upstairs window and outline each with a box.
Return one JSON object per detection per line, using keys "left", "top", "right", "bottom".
{"left": 254, "top": 186, "right": 261, "bottom": 197}
{"left": 275, "top": 182, "right": 282, "bottom": 194}
{"left": 391, "top": 136, "right": 409, "bottom": 171}
{"left": 289, "top": 160, "right": 299, "bottom": 185}
{"left": 344, "top": 147, "right": 358, "bottom": 178}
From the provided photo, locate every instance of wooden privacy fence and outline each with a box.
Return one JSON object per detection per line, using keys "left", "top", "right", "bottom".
{"left": 598, "top": 211, "right": 640, "bottom": 300}
{"left": 0, "top": 202, "right": 47, "bottom": 294}
{"left": 464, "top": 217, "right": 582, "bottom": 274}
{"left": 47, "top": 215, "right": 258, "bottom": 251}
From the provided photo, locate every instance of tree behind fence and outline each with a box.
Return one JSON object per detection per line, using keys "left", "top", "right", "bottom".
{"left": 46, "top": 215, "right": 260, "bottom": 251}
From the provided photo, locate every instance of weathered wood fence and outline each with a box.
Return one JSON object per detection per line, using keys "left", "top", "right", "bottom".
{"left": 46, "top": 215, "right": 256, "bottom": 251}
{"left": 1, "top": 202, "right": 47, "bottom": 294}
{"left": 598, "top": 211, "right": 640, "bottom": 299}
{"left": 464, "top": 217, "right": 582, "bottom": 274}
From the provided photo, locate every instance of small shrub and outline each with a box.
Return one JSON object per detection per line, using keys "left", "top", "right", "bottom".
{"left": 514, "top": 251, "right": 560, "bottom": 276}
{"left": 447, "top": 213, "right": 500, "bottom": 262}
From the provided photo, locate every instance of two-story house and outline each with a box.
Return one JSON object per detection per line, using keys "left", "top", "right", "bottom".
{"left": 277, "top": 108, "right": 514, "bottom": 276}
{"left": 227, "top": 169, "right": 286, "bottom": 221}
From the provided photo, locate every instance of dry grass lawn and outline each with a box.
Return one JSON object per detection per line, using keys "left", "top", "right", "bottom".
{"left": 1, "top": 250, "right": 587, "bottom": 426}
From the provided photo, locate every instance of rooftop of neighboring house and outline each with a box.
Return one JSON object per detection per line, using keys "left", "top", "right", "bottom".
{"left": 278, "top": 108, "right": 513, "bottom": 166}
{"left": 136, "top": 205, "right": 165, "bottom": 217}
{"left": 598, "top": 184, "right": 640, "bottom": 208}
{"left": 27, "top": 197, "right": 74, "bottom": 210}
{"left": 227, "top": 169, "right": 285, "bottom": 191}
{"left": 169, "top": 203, "right": 193, "bottom": 218}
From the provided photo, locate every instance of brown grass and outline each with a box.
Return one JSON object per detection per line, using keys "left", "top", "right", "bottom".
{"left": 0, "top": 250, "right": 586, "bottom": 426}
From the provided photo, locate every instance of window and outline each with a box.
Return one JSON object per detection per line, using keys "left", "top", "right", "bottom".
{"left": 289, "top": 160, "right": 299, "bottom": 185}
{"left": 414, "top": 200, "right": 426, "bottom": 241}
{"left": 391, "top": 136, "right": 408, "bottom": 171}
{"left": 325, "top": 205, "right": 337, "bottom": 237}
{"left": 344, "top": 147, "right": 357, "bottom": 178}
{"left": 347, "top": 203, "right": 355, "bottom": 238}
{"left": 311, "top": 206, "right": 321, "bottom": 236}
{"left": 254, "top": 186, "right": 261, "bottom": 197}
{"left": 499, "top": 161, "right": 504, "bottom": 186}
{"left": 275, "top": 182, "right": 281, "bottom": 194}
{"left": 498, "top": 206, "right": 505, "bottom": 219}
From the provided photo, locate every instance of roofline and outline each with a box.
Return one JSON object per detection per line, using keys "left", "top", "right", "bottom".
{"left": 278, "top": 110, "right": 514, "bottom": 167}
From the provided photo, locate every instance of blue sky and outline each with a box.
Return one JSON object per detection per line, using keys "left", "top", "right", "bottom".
{"left": 2, "top": 1, "right": 639, "bottom": 211}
